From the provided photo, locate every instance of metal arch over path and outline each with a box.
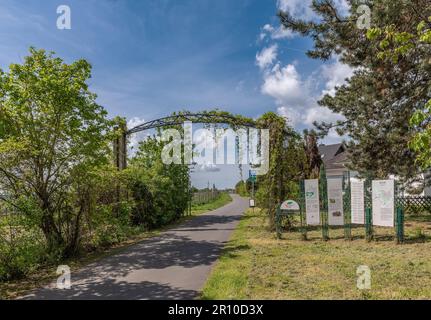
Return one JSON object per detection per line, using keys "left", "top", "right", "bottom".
{"left": 115, "top": 112, "right": 259, "bottom": 170}
{"left": 126, "top": 113, "right": 257, "bottom": 135}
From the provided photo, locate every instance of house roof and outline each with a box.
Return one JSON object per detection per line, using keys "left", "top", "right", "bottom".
{"left": 318, "top": 143, "right": 348, "bottom": 170}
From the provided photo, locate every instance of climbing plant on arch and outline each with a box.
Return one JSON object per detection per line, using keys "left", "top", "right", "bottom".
{"left": 113, "top": 110, "right": 305, "bottom": 228}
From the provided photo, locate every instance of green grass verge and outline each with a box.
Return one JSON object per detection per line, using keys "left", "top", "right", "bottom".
{"left": 201, "top": 208, "right": 431, "bottom": 300}
{"left": 191, "top": 193, "right": 232, "bottom": 215}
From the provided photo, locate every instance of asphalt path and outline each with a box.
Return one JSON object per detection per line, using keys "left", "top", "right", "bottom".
{"left": 21, "top": 194, "right": 249, "bottom": 300}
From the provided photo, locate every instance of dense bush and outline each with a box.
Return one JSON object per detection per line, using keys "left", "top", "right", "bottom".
{"left": 0, "top": 204, "right": 46, "bottom": 281}
{"left": 0, "top": 159, "right": 190, "bottom": 280}
{"left": 127, "top": 133, "right": 190, "bottom": 228}
{"left": 235, "top": 181, "right": 249, "bottom": 197}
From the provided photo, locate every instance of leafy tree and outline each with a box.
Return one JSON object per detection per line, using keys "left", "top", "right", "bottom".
{"left": 255, "top": 112, "right": 306, "bottom": 227}
{"left": 0, "top": 48, "right": 113, "bottom": 256}
{"left": 235, "top": 180, "right": 248, "bottom": 196}
{"left": 411, "top": 100, "right": 431, "bottom": 168}
{"left": 279, "top": 0, "right": 431, "bottom": 180}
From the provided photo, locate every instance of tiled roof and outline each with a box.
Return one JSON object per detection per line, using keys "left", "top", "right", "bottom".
{"left": 318, "top": 143, "right": 348, "bottom": 170}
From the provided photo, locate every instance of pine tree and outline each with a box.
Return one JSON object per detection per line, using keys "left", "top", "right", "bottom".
{"left": 367, "top": 16, "right": 431, "bottom": 169}
{"left": 279, "top": 0, "right": 431, "bottom": 181}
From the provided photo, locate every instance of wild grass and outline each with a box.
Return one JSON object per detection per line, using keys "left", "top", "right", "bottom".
{"left": 191, "top": 193, "right": 232, "bottom": 215}
{"left": 202, "top": 209, "right": 431, "bottom": 300}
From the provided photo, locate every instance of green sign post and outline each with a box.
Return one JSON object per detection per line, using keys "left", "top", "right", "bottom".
{"left": 299, "top": 180, "right": 307, "bottom": 240}
{"left": 343, "top": 171, "right": 352, "bottom": 240}
{"left": 276, "top": 200, "right": 301, "bottom": 239}
{"left": 249, "top": 170, "right": 257, "bottom": 210}
{"left": 396, "top": 206, "right": 405, "bottom": 244}
{"left": 319, "top": 166, "right": 329, "bottom": 241}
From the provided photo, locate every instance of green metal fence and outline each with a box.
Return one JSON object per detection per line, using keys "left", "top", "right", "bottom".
{"left": 343, "top": 171, "right": 352, "bottom": 240}
{"left": 319, "top": 166, "right": 329, "bottom": 241}
{"left": 276, "top": 173, "right": 407, "bottom": 244}
{"left": 397, "top": 196, "right": 431, "bottom": 215}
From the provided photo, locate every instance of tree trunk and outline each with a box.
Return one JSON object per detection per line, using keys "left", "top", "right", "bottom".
{"left": 41, "top": 212, "right": 63, "bottom": 255}
{"left": 40, "top": 197, "right": 64, "bottom": 255}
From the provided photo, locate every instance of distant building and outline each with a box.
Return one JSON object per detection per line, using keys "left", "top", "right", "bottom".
{"left": 318, "top": 143, "right": 431, "bottom": 196}
{"left": 318, "top": 143, "right": 356, "bottom": 179}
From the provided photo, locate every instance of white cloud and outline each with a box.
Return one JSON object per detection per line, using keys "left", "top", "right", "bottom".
{"left": 255, "top": 0, "right": 352, "bottom": 129}
{"left": 277, "top": 0, "right": 350, "bottom": 19}
{"left": 277, "top": 0, "right": 316, "bottom": 20}
{"left": 258, "top": 1, "right": 349, "bottom": 44}
{"left": 260, "top": 24, "right": 294, "bottom": 41}
{"left": 261, "top": 63, "right": 309, "bottom": 107}
{"left": 196, "top": 162, "right": 221, "bottom": 172}
{"left": 255, "top": 45, "right": 278, "bottom": 70}
{"left": 303, "top": 106, "right": 344, "bottom": 126}
{"left": 262, "top": 24, "right": 273, "bottom": 32}
{"left": 260, "top": 62, "right": 316, "bottom": 126}
{"left": 272, "top": 26, "right": 294, "bottom": 39}
{"left": 299, "top": 58, "right": 351, "bottom": 128}
{"left": 333, "top": 0, "right": 351, "bottom": 16}
{"left": 127, "top": 117, "right": 146, "bottom": 154}
{"left": 258, "top": 57, "right": 352, "bottom": 129}
{"left": 321, "top": 57, "right": 354, "bottom": 96}
{"left": 128, "top": 116, "right": 146, "bottom": 129}
{"left": 254, "top": 0, "right": 353, "bottom": 141}
{"left": 277, "top": 106, "right": 301, "bottom": 127}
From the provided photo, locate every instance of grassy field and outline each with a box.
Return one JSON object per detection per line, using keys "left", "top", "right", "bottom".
{"left": 191, "top": 192, "right": 232, "bottom": 215}
{"left": 202, "top": 208, "right": 431, "bottom": 300}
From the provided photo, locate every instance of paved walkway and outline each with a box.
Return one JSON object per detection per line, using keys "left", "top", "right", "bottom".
{"left": 22, "top": 194, "right": 248, "bottom": 300}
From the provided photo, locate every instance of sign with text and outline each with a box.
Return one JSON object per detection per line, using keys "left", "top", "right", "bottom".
{"left": 372, "top": 180, "right": 395, "bottom": 227}
{"left": 280, "top": 200, "right": 300, "bottom": 211}
{"left": 327, "top": 178, "right": 344, "bottom": 226}
{"left": 249, "top": 170, "right": 257, "bottom": 182}
{"left": 351, "top": 178, "right": 365, "bottom": 224}
{"left": 305, "top": 179, "right": 320, "bottom": 225}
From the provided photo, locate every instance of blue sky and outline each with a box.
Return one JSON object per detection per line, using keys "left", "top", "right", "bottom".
{"left": 0, "top": 0, "right": 353, "bottom": 188}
